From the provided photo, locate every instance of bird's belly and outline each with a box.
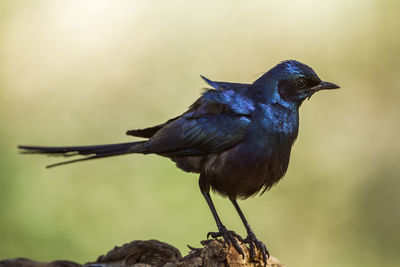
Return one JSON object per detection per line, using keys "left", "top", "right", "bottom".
{"left": 203, "top": 138, "right": 292, "bottom": 199}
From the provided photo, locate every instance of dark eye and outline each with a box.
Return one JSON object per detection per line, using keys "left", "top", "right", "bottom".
{"left": 296, "top": 78, "right": 307, "bottom": 88}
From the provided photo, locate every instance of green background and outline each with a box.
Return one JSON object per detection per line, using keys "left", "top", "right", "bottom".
{"left": 1, "top": 1, "right": 399, "bottom": 266}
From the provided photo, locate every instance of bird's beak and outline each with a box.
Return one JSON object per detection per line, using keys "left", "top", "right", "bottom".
{"left": 306, "top": 81, "right": 340, "bottom": 100}
{"left": 311, "top": 81, "right": 340, "bottom": 91}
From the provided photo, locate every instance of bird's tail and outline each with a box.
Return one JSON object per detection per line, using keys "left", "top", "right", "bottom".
{"left": 18, "top": 141, "right": 146, "bottom": 168}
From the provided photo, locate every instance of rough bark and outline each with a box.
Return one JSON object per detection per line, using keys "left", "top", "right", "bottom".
{"left": 0, "top": 239, "right": 284, "bottom": 267}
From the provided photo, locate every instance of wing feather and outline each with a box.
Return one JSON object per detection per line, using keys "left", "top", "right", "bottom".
{"left": 142, "top": 89, "right": 254, "bottom": 156}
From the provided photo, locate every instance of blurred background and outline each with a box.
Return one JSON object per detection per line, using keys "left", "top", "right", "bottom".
{"left": 1, "top": 0, "right": 399, "bottom": 266}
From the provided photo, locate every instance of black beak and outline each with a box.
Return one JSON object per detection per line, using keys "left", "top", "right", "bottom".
{"left": 311, "top": 81, "right": 340, "bottom": 91}
{"left": 306, "top": 81, "right": 339, "bottom": 100}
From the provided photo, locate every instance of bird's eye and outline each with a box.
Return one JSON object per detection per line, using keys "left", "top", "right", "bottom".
{"left": 296, "top": 78, "right": 307, "bottom": 89}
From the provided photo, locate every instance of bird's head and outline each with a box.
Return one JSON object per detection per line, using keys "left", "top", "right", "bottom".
{"left": 254, "top": 60, "right": 339, "bottom": 106}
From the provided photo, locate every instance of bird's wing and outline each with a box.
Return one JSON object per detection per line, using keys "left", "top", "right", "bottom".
{"left": 127, "top": 79, "right": 251, "bottom": 139}
{"left": 142, "top": 89, "right": 254, "bottom": 156}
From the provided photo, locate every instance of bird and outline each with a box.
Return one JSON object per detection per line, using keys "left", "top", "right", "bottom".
{"left": 18, "top": 60, "right": 339, "bottom": 265}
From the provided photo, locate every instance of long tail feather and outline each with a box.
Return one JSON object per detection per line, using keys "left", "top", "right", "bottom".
{"left": 18, "top": 141, "right": 146, "bottom": 168}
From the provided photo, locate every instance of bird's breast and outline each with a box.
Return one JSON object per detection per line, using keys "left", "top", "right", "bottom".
{"left": 202, "top": 106, "right": 298, "bottom": 199}
{"left": 260, "top": 103, "right": 299, "bottom": 137}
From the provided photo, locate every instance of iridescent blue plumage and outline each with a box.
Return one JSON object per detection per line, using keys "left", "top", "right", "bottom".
{"left": 18, "top": 60, "right": 339, "bottom": 264}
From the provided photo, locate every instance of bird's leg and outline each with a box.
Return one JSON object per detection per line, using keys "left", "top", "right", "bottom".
{"left": 231, "top": 199, "right": 270, "bottom": 265}
{"left": 200, "top": 186, "right": 244, "bottom": 256}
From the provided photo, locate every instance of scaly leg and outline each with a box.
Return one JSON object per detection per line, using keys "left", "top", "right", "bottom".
{"left": 199, "top": 176, "right": 244, "bottom": 256}
{"left": 231, "top": 199, "right": 270, "bottom": 265}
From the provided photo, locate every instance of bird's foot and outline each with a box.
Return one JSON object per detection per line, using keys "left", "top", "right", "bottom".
{"left": 243, "top": 233, "right": 270, "bottom": 266}
{"left": 207, "top": 226, "right": 245, "bottom": 258}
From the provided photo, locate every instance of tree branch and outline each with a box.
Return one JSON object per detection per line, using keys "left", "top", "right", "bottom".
{"left": 0, "top": 239, "right": 284, "bottom": 267}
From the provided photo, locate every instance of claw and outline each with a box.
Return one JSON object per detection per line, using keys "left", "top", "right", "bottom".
{"left": 207, "top": 226, "right": 245, "bottom": 258}
{"left": 248, "top": 241, "right": 255, "bottom": 259}
{"left": 243, "top": 233, "right": 270, "bottom": 266}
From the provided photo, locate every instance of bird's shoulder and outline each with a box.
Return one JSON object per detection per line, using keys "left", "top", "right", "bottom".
{"left": 188, "top": 88, "right": 255, "bottom": 117}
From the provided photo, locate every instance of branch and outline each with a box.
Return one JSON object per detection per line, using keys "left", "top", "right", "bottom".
{"left": 0, "top": 239, "right": 284, "bottom": 267}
